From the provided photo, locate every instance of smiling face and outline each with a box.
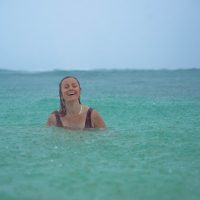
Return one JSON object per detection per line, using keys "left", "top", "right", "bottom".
{"left": 60, "top": 77, "right": 81, "bottom": 103}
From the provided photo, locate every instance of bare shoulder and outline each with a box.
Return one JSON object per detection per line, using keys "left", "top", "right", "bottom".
{"left": 47, "top": 112, "right": 57, "bottom": 126}
{"left": 91, "top": 109, "right": 106, "bottom": 128}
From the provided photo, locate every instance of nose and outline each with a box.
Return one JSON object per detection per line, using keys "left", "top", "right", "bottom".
{"left": 68, "top": 85, "right": 74, "bottom": 90}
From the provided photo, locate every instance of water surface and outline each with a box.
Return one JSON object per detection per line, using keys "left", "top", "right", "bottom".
{"left": 0, "top": 69, "right": 200, "bottom": 200}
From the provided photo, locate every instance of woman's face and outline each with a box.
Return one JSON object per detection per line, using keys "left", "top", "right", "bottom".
{"left": 61, "top": 77, "right": 81, "bottom": 102}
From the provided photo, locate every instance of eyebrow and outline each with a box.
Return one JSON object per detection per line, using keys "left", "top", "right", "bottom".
{"left": 63, "top": 82, "right": 78, "bottom": 86}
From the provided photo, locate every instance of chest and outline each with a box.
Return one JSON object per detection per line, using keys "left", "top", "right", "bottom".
{"left": 60, "top": 114, "right": 86, "bottom": 129}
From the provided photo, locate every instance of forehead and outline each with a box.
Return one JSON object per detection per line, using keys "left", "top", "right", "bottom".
{"left": 61, "top": 77, "right": 79, "bottom": 85}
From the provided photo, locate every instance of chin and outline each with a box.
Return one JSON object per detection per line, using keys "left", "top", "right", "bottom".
{"left": 66, "top": 97, "right": 79, "bottom": 102}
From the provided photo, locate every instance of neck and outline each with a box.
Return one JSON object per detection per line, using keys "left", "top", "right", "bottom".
{"left": 64, "top": 101, "right": 82, "bottom": 116}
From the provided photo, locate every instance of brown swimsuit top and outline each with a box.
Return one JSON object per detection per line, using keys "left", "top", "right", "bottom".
{"left": 53, "top": 108, "right": 93, "bottom": 128}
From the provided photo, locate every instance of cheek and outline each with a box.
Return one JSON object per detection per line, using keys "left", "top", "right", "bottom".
{"left": 61, "top": 89, "right": 67, "bottom": 96}
{"left": 61, "top": 89, "right": 65, "bottom": 94}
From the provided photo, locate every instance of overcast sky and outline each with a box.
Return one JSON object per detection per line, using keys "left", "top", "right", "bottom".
{"left": 0, "top": 0, "right": 199, "bottom": 71}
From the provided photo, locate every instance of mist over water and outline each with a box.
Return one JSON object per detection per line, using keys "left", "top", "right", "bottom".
{"left": 0, "top": 69, "right": 200, "bottom": 200}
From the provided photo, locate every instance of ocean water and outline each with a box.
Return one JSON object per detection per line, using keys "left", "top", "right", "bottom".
{"left": 0, "top": 69, "right": 200, "bottom": 200}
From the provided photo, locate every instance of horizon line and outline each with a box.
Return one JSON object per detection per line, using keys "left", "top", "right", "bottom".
{"left": 0, "top": 67, "right": 200, "bottom": 73}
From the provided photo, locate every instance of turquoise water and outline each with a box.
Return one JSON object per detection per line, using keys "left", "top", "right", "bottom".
{"left": 0, "top": 69, "right": 200, "bottom": 200}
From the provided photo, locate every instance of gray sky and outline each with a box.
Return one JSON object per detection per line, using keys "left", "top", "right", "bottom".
{"left": 0, "top": 0, "right": 199, "bottom": 71}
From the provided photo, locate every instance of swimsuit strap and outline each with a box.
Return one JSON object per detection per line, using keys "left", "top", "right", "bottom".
{"left": 84, "top": 108, "right": 93, "bottom": 128}
{"left": 53, "top": 108, "right": 93, "bottom": 128}
{"left": 53, "top": 111, "right": 63, "bottom": 127}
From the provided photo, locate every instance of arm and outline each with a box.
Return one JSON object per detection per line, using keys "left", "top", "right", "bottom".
{"left": 91, "top": 110, "right": 106, "bottom": 128}
{"left": 46, "top": 113, "right": 57, "bottom": 127}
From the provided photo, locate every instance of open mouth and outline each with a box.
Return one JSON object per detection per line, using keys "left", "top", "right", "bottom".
{"left": 67, "top": 91, "right": 76, "bottom": 96}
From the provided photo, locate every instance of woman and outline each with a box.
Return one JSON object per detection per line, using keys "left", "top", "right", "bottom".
{"left": 47, "top": 76, "right": 106, "bottom": 129}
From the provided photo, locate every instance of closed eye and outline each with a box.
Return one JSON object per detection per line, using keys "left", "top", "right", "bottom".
{"left": 72, "top": 84, "right": 78, "bottom": 88}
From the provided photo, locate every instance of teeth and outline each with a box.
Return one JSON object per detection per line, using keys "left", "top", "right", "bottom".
{"left": 67, "top": 90, "right": 76, "bottom": 95}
